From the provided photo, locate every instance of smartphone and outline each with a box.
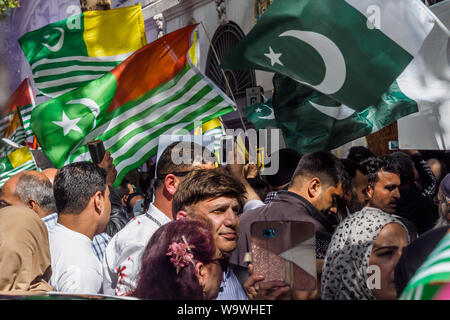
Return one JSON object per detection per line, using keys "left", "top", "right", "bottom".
{"left": 388, "top": 140, "right": 399, "bottom": 151}
{"left": 87, "top": 139, "right": 106, "bottom": 165}
{"left": 250, "top": 220, "right": 317, "bottom": 290}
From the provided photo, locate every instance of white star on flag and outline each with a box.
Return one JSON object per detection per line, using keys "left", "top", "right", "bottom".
{"left": 264, "top": 47, "right": 283, "bottom": 66}
{"left": 256, "top": 108, "right": 262, "bottom": 112}
{"left": 53, "top": 111, "right": 83, "bottom": 136}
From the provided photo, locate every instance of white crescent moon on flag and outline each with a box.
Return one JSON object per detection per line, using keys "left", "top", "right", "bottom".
{"left": 42, "top": 27, "right": 65, "bottom": 52}
{"left": 309, "top": 101, "right": 355, "bottom": 120}
{"left": 279, "top": 30, "right": 346, "bottom": 95}
{"left": 0, "top": 163, "right": 5, "bottom": 171}
{"left": 66, "top": 98, "right": 101, "bottom": 128}
{"left": 258, "top": 104, "right": 276, "bottom": 120}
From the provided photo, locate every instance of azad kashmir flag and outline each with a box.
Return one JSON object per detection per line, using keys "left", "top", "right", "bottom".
{"left": 31, "top": 25, "right": 235, "bottom": 187}
{"left": 0, "top": 109, "right": 38, "bottom": 188}
{"left": 1, "top": 78, "right": 37, "bottom": 147}
{"left": 19, "top": 4, "right": 146, "bottom": 98}
{"left": 221, "top": 0, "right": 436, "bottom": 109}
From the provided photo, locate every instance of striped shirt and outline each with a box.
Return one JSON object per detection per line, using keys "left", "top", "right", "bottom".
{"left": 216, "top": 267, "right": 248, "bottom": 300}
{"left": 400, "top": 232, "right": 450, "bottom": 300}
{"left": 42, "top": 213, "right": 111, "bottom": 262}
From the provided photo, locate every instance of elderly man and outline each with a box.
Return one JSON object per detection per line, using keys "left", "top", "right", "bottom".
{"left": 0, "top": 170, "right": 56, "bottom": 218}
{"left": 102, "top": 141, "right": 216, "bottom": 296}
{"left": 433, "top": 174, "right": 450, "bottom": 228}
{"left": 49, "top": 161, "right": 111, "bottom": 294}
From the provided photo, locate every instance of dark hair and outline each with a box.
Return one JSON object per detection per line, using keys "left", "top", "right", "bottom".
{"left": 361, "top": 156, "right": 402, "bottom": 188}
{"left": 340, "top": 159, "right": 368, "bottom": 192}
{"left": 172, "top": 168, "right": 246, "bottom": 219}
{"left": 133, "top": 219, "right": 216, "bottom": 300}
{"left": 53, "top": 162, "right": 107, "bottom": 214}
{"left": 291, "top": 151, "right": 349, "bottom": 188}
{"left": 115, "top": 179, "right": 131, "bottom": 199}
{"left": 16, "top": 172, "right": 56, "bottom": 213}
{"left": 389, "top": 152, "right": 415, "bottom": 186}
{"left": 155, "top": 141, "right": 215, "bottom": 189}
{"left": 347, "top": 146, "right": 374, "bottom": 164}
{"left": 264, "top": 148, "right": 302, "bottom": 188}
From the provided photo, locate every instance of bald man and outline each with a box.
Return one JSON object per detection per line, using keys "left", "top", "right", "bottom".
{"left": 0, "top": 170, "right": 56, "bottom": 218}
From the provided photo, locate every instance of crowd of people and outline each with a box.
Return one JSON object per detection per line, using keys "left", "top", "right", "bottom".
{"left": 0, "top": 140, "right": 449, "bottom": 300}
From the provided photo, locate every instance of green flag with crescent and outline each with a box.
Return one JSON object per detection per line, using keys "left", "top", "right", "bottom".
{"left": 271, "top": 73, "right": 419, "bottom": 153}
{"left": 243, "top": 99, "right": 278, "bottom": 130}
{"left": 221, "top": 0, "right": 435, "bottom": 109}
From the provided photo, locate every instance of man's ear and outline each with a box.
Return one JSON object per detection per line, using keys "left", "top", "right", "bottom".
{"left": 307, "top": 178, "right": 321, "bottom": 198}
{"left": 25, "top": 199, "right": 36, "bottom": 210}
{"left": 164, "top": 174, "right": 178, "bottom": 196}
{"left": 365, "top": 185, "right": 374, "bottom": 200}
{"left": 175, "top": 210, "right": 188, "bottom": 220}
{"left": 93, "top": 191, "right": 104, "bottom": 215}
{"left": 194, "top": 261, "right": 206, "bottom": 288}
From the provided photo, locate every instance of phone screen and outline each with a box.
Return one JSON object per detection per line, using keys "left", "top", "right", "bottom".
{"left": 250, "top": 220, "right": 317, "bottom": 290}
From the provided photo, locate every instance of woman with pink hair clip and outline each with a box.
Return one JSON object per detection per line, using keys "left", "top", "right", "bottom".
{"left": 133, "top": 219, "right": 225, "bottom": 300}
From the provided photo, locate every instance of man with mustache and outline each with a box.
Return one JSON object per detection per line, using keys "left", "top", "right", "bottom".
{"left": 172, "top": 168, "right": 249, "bottom": 299}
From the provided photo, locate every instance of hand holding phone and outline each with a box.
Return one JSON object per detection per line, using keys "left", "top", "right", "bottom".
{"left": 87, "top": 140, "right": 106, "bottom": 165}
{"left": 250, "top": 220, "right": 317, "bottom": 290}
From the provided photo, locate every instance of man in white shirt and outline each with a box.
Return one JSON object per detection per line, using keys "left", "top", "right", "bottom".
{"left": 102, "top": 141, "right": 215, "bottom": 296}
{"left": 49, "top": 161, "right": 111, "bottom": 294}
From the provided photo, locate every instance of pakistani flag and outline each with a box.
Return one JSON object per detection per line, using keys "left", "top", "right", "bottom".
{"left": 222, "top": 0, "right": 436, "bottom": 109}
{"left": 31, "top": 25, "right": 235, "bottom": 187}
{"left": 19, "top": 4, "right": 146, "bottom": 98}
{"left": 270, "top": 73, "right": 419, "bottom": 154}
{"left": 243, "top": 99, "right": 278, "bottom": 129}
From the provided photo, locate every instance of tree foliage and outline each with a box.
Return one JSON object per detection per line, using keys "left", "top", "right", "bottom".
{"left": 0, "top": 0, "right": 20, "bottom": 14}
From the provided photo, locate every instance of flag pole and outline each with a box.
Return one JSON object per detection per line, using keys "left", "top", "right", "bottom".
{"left": 433, "top": 18, "right": 450, "bottom": 38}
{"left": 200, "top": 22, "right": 247, "bottom": 131}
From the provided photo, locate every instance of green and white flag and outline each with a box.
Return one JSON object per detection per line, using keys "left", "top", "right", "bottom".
{"left": 222, "top": 0, "right": 436, "bottom": 109}
{"left": 400, "top": 232, "right": 450, "bottom": 300}
{"left": 19, "top": 4, "right": 146, "bottom": 98}
{"left": 269, "top": 73, "right": 419, "bottom": 154}
{"left": 243, "top": 99, "right": 278, "bottom": 130}
{"left": 31, "top": 25, "right": 234, "bottom": 186}
{"left": 0, "top": 146, "right": 39, "bottom": 189}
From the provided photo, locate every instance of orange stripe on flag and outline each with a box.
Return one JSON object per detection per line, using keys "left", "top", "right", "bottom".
{"left": 2, "top": 78, "right": 33, "bottom": 116}
{"left": 109, "top": 24, "right": 196, "bottom": 112}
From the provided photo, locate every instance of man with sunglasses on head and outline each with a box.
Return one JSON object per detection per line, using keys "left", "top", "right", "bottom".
{"left": 102, "top": 141, "right": 216, "bottom": 296}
